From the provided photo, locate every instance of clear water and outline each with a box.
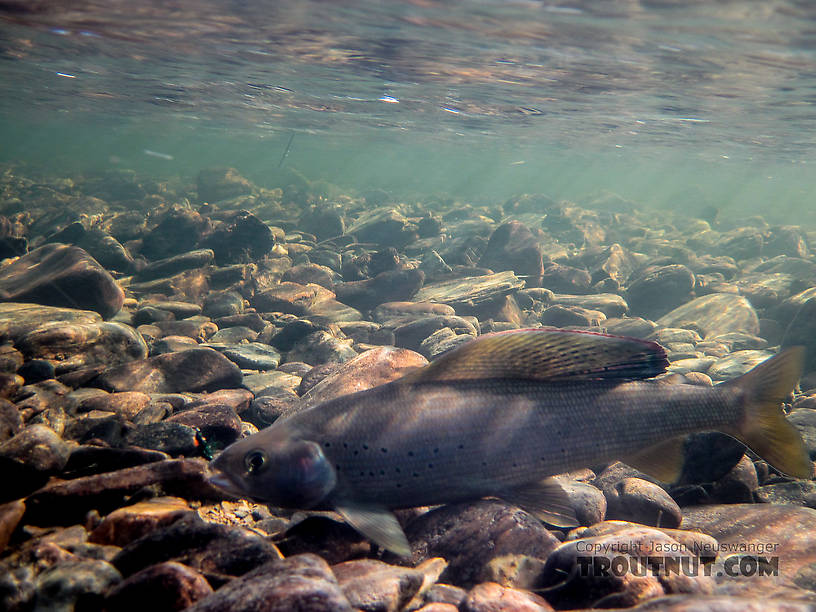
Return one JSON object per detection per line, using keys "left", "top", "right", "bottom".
{"left": 1, "top": 0, "right": 815, "bottom": 221}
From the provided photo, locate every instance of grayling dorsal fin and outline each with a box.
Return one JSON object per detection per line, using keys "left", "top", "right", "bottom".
{"left": 400, "top": 328, "right": 669, "bottom": 384}
{"left": 622, "top": 436, "right": 685, "bottom": 483}
{"left": 499, "top": 476, "right": 579, "bottom": 528}
{"left": 335, "top": 502, "right": 411, "bottom": 556}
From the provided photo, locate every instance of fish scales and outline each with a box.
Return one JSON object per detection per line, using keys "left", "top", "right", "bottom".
{"left": 208, "top": 328, "right": 810, "bottom": 555}
{"left": 286, "top": 378, "right": 736, "bottom": 508}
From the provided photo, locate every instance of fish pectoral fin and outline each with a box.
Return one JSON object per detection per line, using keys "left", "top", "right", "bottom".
{"left": 335, "top": 502, "right": 411, "bottom": 557}
{"left": 622, "top": 436, "right": 685, "bottom": 483}
{"left": 500, "top": 477, "right": 579, "bottom": 528}
{"left": 399, "top": 328, "right": 668, "bottom": 384}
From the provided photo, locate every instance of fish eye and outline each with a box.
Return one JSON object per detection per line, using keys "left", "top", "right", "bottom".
{"left": 244, "top": 449, "right": 268, "bottom": 475}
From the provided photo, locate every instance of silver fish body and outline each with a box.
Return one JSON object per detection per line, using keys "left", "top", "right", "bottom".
{"left": 275, "top": 378, "right": 734, "bottom": 509}
{"left": 208, "top": 329, "right": 811, "bottom": 555}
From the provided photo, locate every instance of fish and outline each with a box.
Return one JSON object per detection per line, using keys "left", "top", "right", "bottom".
{"left": 207, "top": 328, "right": 811, "bottom": 556}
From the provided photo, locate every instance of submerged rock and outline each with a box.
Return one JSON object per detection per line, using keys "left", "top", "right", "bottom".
{"left": 0, "top": 244, "right": 124, "bottom": 319}
{"left": 657, "top": 294, "right": 759, "bottom": 339}
{"left": 93, "top": 347, "right": 242, "bottom": 394}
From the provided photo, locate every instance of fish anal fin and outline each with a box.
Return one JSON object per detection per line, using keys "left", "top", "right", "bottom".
{"left": 335, "top": 502, "right": 411, "bottom": 556}
{"left": 401, "top": 328, "right": 668, "bottom": 384}
{"left": 622, "top": 436, "right": 685, "bottom": 483}
{"left": 500, "top": 476, "right": 579, "bottom": 528}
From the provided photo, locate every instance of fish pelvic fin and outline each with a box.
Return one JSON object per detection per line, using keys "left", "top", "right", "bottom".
{"left": 500, "top": 477, "right": 579, "bottom": 528}
{"left": 335, "top": 501, "right": 411, "bottom": 557}
{"left": 726, "top": 346, "right": 812, "bottom": 479}
{"left": 622, "top": 436, "right": 685, "bottom": 483}
{"left": 400, "top": 328, "right": 669, "bottom": 384}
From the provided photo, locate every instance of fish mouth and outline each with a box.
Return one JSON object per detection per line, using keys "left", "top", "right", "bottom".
{"left": 206, "top": 466, "right": 247, "bottom": 498}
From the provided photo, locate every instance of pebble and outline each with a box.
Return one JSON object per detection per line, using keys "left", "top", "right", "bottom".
{"left": 89, "top": 497, "right": 194, "bottom": 546}
{"left": 0, "top": 424, "right": 72, "bottom": 502}
{"left": 0, "top": 500, "right": 25, "bottom": 553}
{"left": 460, "top": 582, "right": 554, "bottom": 612}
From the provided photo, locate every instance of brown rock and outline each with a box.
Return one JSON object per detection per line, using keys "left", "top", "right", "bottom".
{"left": 93, "top": 347, "right": 243, "bottom": 394}
{"left": 299, "top": 346, "right": 428, "bottom": 410}
{"left": 0, "top": 244, "right": 124, "bottom": 318}
{"left": 460, "top": 582, "right": 553, "bottom": 612}
{"left": 479, "top": 221, "right": 545, "bottom": 283}
{"left": 103, "top": 561, "right": 213, "bottom": 612}
{"left": 78, "top": 391, "right": 151, "bottom": 419}
{"left": 24, "top": 458, "right": 224, "bottom": 526}
{"left": 403, "top": 500, "right": 561, "bottom": 588}
{"left": 184, "top": 553, "right": 352, "bottom": 612}
{"left": 604, "top": 477, "right": 682, "bottom": 528}
{"left": 0, "top": 499, "right": 25, "bottom": 553}
{"left": 89, "top": 497, "right": 194, "bottom": 546}
{"left": 335, "top": 269, "right": 425, "bottom": 312}
{"left": 333, "top": 558, "right": 424, "bottom": 612}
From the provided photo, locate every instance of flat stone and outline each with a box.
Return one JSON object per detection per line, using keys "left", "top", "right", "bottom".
{"left": 345, "top": 207, "right": 417, "bottom": 247}
{"left": 0, "top": 397, "right": 22, "bottom": 442}
{"left": 103, "top": 561, "right": 213, "bottom": 612}
{"left": 707, "top": 350, "right": 775, "bottom": 381}
{"left": 209, "top": 326, "right": 257, "bottom": 344}
{"left": 77, "top": 391, "right": 151, "bottom": 419}
{"left": 286, "top": 330, "right": 357, "bottom": 366}
{"left": 135, "top": 249, "right": 215, "bottom": 282}
{"left": 755, "top": 481, "right": 816, "bottom": 508}
{"left": 125, "top": 421, "right": 200, "bottom": 456}
{"left": 93, "top": 347, "right": 243, "bottom": 394}
{"left": 657, "top": 294, "right": 759, "bottom": 339}
{"left": 681, "top": 504, "right": 816, "bottom": 592}
{"left": 166, "top": 403, "right": 242, "bottom": 448}
{"left": 335, "top": 269, "right": 425, "bottom": 312}
{"left": 251, "top": 281, "right": 335, "bottom": 316}
{"left": 372, "top": 301, "right": 456, "bottom": 325}
{"left": 0, "top": 424, "right": 72, "bottom": 502}
{"left": 202, "top": 289, "right": 244, "bottom": 319}
{"left": 299, "top": 347, "right": 427, "bottom": 411}
{"left": 242, "top": 389, "right": 300, "bottom": 428}
{"left": 23, "top": 458, "right": 223, "bottom": 526}
{"left": 391, "top": 315, "right": 477, "bottom": 353}
{"left": 112, "top": 513, "right": 282, "bottom": 579}
{"left": 33, "top": 558, "right": 121, "bottom": 612}
{"left": 460, "top": 582, "right": 553, "bottom": 612}
{"left": 540, "top": 304, "right": 606, "bottom": 327}
{"left": 479, "top": 221, "right": 545, "bottom": 284}
{"left": 214, "top": 342, "right": 281, "bottom": 370}
{"left": 402, "top": 500, "right": 561, "bottom": 588}
{"left": 15, "top": 320, "right": 148, "bottom": 374}
{"left": 414, "top": 272, "right": 525, "bottom": 309}
{"left": 201, "top": 211, "right": 274, "bottom": 265}
{"left": 541, "top": 525, "right": 713, "bottom": 609}
{"left": 333, "top": 558, "right": 424, "bottom": 612}
{"left": 241, "top": 370, "right": 301, "bottom": 397}
{"left": 550, "top": 293, "right": 629, "bottom": 318}
{"left": 0, "top": 244, "right": 124, "bottom": 319}
{"left": 61, "top": 445, "right": 169, "bottom": 479}
{"left": 604, "top": 477, "right": 683, "bottom": 528}
{"left": 184, "top": 553, "right": 352, "bottom": 612}
{"left": 0, "top": 500, "right": 25, "bottom": 553}
{"left": 89, "top": 497, "right": 194, "bottom": 546}
{"left": 626, "top": 264, "right": 696, "bottom": 319}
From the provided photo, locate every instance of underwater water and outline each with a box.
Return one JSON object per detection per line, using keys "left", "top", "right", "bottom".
{"left": 3, "top": 1, "right": 816, "bottom": 611}
{"left": 1, "top": 0, "right": 815, "bottom": 220}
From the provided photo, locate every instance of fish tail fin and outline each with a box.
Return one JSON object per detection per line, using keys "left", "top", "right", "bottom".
{"left": 725, "top": 346, "right": 812, "bottom": 479}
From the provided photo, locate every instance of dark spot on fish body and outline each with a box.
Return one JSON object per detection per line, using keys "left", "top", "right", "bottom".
{"left": 381, "top": 447, "right": 388, "bottom": 453}
{"left": 408, "top": 451, "right": 414, "bottom": 457}
{"left": 362, "top": 444, "right": 369, "bottom": 450}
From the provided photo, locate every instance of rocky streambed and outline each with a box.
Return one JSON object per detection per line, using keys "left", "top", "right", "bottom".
{"left": 1, "top": 165, "right": 816, "bottom": 611}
